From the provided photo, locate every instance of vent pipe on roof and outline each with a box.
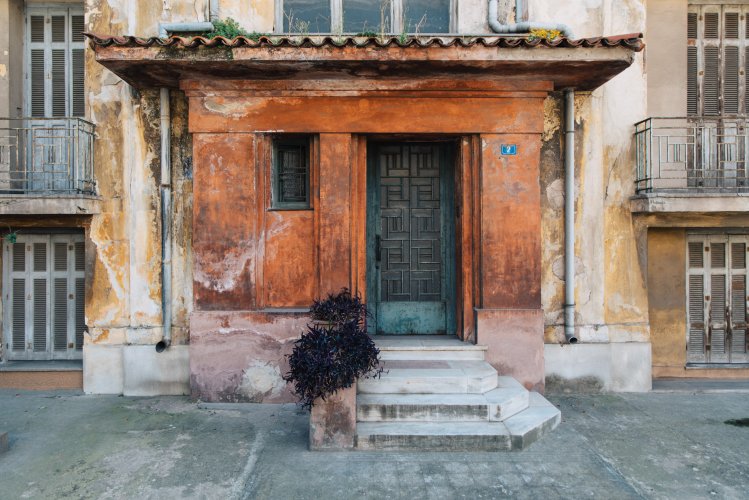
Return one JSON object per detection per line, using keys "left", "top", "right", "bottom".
{"left": 563, "top": 89, "right": 578, "bottom": 344}
{"left": 488, "top": 0, "right": 574, "bottom": 38}
{"left": 157, "top": 0, "right": 216, "bottom": 38}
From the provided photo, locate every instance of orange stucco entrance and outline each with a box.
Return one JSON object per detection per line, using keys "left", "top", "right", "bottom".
{"left": 184, "top": 78, "right": 548, "bottom": 397}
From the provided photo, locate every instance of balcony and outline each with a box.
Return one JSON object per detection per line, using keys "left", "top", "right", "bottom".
{"left": 632, "top": 117, "right": 749, "bottom": 214}
{"left": 0, "top": 118, "right": 99, "bottom": 215}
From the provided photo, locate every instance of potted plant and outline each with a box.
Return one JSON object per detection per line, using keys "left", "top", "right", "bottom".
{"left": 283, "top": 288, "right": 382, "bottom": 450}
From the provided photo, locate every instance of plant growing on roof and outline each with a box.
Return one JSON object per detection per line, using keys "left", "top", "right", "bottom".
{"left": 528, "top": 28, "right": 562, "bottom": 42}
{"left": 283, "top": 288, "right": 383, "bottom": 410}
{"left": 200, "top": 17, "right": 266, "bottom": 41}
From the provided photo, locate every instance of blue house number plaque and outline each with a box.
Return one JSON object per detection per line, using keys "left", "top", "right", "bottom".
{"left": 501, "top": 144, "right": 517, "bottom": 156}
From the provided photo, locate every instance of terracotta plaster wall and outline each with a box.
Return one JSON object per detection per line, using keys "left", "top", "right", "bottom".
{"left": 478, "top": 133, "right": 544, "bottom": 391}
{"left": 186, "top": 84, "right": 550, "bottom": 401}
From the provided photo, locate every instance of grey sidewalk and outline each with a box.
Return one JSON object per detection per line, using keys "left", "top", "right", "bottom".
{"left": 1, "top": 389, "right": 749, "bottom": 499}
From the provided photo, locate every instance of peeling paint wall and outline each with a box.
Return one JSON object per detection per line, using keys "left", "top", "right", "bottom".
{"left": 76, "top": 0, "right": 654, "bottom": 396}
{"left": 84, "top": 0, "right": 196, "bottom": 393}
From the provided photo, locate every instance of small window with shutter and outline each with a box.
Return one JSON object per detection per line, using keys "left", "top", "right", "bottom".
{"left": 2, "top": 233, "right": 85, "bottom": 361}
{"left": 686, "top": 234, "right": 749, "bottom": 365}
{"left": 25, "top": 6, "right": 86, "bottom": 118}
{"left": 272, "top": 137, "right": 311, "bottom": 209}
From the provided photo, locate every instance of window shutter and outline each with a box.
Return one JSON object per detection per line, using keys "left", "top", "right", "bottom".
{"left": 30, "top": 49, "right": 45, "bottom": 117}
{"left": 12, "top": 278, "right": 26, "bottom": 352}
{"left": 4, "top": 234, "right": 84, "bottom": 360}
{"left": 688, "top": 274, "right": 706, "bottom": 360}
{"left": 33, "top": 278, "right": 47, "bottom": 351}
{"left": 725, "top": 12, "right": 739, "bottom": 39}
{"left": 710, "top": 272, "right": 728, "bottom": 362}
{"left": 72, "top": 49, "right": 85, "bottom": 117}
{"left": 724, "top": 46, "right": 739, "bottom": 114}
{"left": 54, "top": 242, "right": 67, "bottom": 271}
{"left": 703, "top": 46, "right": 721, "bottom": 116}
{"left": 688, "top": 5, "right": 749, "bottom": 116}
{"left": 53, "top": 277, "right": 68, "bottom": 350}
{"left": 51, "top": 49, "right": 66, "bottom": 117}
{"left": 26, "top": 8, "right": 86, "bottom": 118}
{"left": 75, "top": 278, "right": 85, "bottom": 350}
{"left": 688, "top": 47, "right": 699, "bottom": 115}
{"left": 688, "top": 239, "right": 707, "bottom": 362}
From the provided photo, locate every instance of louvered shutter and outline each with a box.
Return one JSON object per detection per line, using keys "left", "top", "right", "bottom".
{"left": 730, "top": 240, "right": 749, "bottom": 362}
{"left": 3, "top": 234, "right": 84, "bottom": 360}
{"left": 26, "top": 8, "right": 86, "bottom": 118}
{"left": 687, "top": 235, "right": 749, "bottom": 365}
{"left": 687, "top": 240, "right": 708, "bottom": 363}
{"left": 688, "top": 5, "right": 749, "bottom": 116}
{"left": 709, "top": 239, "right": 729, "bottom": 363}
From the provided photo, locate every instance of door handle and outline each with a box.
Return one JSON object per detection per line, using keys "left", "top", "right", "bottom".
{"left": 376, "top": 235, "right": 381, "bottom": 262}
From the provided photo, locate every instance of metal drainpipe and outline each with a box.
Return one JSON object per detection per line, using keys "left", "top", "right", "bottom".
{"left": 156, "top": 88, "right": 173, "bottom": 353}
{"left": 487, "top": 0, "right": 574, "bottom": 38}
{"left": 564, "top": 90, "right": 579, "bottom": 344}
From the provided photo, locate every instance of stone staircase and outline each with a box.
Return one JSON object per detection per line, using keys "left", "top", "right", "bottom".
{"left": 354, "top": 336, "right": 560, "bottom": 451}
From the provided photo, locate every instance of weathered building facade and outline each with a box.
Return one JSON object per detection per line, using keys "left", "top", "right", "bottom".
{"left": 0, "top": 0, "right": 745, "bottom": 398}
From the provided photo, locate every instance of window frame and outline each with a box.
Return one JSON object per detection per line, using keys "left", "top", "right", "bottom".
{"left": 271, "top": 136, "right": 312, "bottom": 210}
{"left": 274, "top": 0, "right": 457, "bottom": 35}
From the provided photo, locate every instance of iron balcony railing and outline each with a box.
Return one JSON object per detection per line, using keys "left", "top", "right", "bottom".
{"left": 635, "top": 117, "right": 749, "bottom": 193}
{"left": 0, "top": 117, "right": 95, "bottom": 195}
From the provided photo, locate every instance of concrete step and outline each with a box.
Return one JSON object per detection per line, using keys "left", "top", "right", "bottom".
{"left": 374, "top": 335, "right": 487, "bottom": 361}
{"left": 358, "top": 360, "right": 498, "bottom": 394}
{"left": 503, "top": 392, "right": 562, "bottom": 450}
{"left": 355, "top": 421, "right": 512, "bottom": 451}
{"left": 354, "top": 392, "right": 561, "bottom": 451}
{"left": 356, "top": 376, "right": 528, "bottom": 422}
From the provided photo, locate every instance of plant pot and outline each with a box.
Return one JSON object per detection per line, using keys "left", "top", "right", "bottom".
{"left": 308, "top": 382, "right": 357, "bottom": 451}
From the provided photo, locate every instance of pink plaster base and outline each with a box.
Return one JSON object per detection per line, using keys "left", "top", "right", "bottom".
{"left": 477, "top": 308, "right": 545, "bottom": 392}
{"left": 189, "top": 311, "right": 309, "bottom": 403}
{"left": 309, "top": 384, "right": 357, "bottom": 451}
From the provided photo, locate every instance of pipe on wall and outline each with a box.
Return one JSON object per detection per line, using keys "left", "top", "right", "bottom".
{"left": 563, "top": 90, "right": 578, "bottom": 344}
{"left": 156, "top": 88, "right": 173, "bottom": 353}
{"left": 487, "top": 0, "right": 574, "bottom": 38}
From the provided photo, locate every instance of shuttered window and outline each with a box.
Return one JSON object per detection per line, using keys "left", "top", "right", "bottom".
{"left": 687, "top": 234, "right": 749, "bottom": 365}
{"left": 688, "top": 5, "right": 749, "bottom": 116}
{"left": 3, "top": 234, "right": 85, "bottom": 361}
{"left": 26, "top": 7, "right": 85, "bottom": 118}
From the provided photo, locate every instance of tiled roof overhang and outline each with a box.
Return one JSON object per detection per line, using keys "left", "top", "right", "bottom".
{"left": 86, "top": 33, "right": 644, "bottom": 91}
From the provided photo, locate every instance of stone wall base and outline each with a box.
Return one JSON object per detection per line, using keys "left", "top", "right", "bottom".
{"left": 83, "top": 344, "right": 190, "bottom": 396}
{"left": 544, "top": 342, "right": 652, "bottom": 393}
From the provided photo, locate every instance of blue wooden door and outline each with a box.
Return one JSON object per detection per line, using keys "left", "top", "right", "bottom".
{"left": 367, "top": 143, "right": 455, "bottom": 335}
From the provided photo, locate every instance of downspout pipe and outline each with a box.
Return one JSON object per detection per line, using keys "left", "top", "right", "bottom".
{"left": 156, "top": 87, "right": 173, "bottom": 353}
{"left": 488, "top": 0, "right": 574, "bottom": 38}
{"left": 564, "top": 90, "right": 578, "bottom": 344}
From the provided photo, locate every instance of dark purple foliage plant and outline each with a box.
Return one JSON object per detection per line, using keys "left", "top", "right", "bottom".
{"left": 284, "top": 288, "right": 382, "bottom": 410}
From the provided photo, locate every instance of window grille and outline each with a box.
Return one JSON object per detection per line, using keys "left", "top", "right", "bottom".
{"left": 273, "top": 138, "right": 310, "bottom": 209}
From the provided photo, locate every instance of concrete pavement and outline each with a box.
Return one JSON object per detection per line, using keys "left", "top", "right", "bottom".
{"left": 1, "top": 389, "right": 749, "bottom": 499}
